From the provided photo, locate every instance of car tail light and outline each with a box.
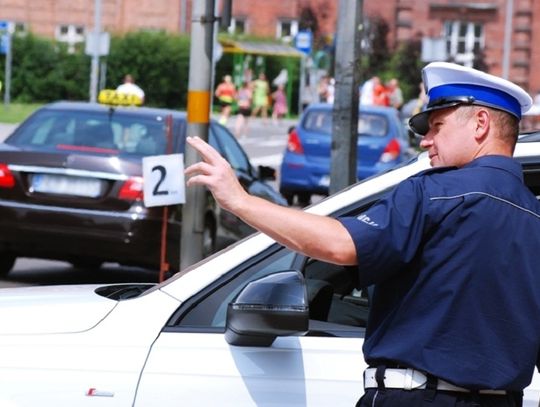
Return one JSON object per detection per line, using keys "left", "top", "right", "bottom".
{"left": 379, "top": 139, "right": 401, "bottom": 163}
{"left": 286, "top": 128, "right": 304, "bottom": 154}
{"left": 0, "top": 164, "right": 15, "bottom": 188}
{"left": 118, "top": 176, "right": 144, "bottom": 201}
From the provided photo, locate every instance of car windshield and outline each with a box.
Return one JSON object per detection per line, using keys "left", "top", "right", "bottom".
{"left": 7, "top": 108, "right": 173, "bottom": 156}
{"left": 303, "top": 110, "right": 388, "bottom": 137}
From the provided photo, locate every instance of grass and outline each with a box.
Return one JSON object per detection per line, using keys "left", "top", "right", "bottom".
{"left": 0, "top": 103, "right": 42, "bottom": 123}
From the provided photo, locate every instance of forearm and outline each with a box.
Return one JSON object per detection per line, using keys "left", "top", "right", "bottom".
{"left": 231, "top": 194, "right": 357, "bottom": 265}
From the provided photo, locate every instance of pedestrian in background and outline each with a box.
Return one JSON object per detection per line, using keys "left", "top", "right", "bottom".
{"left": 387, "top": 78, "right": 403, "bottom": 109}
{"left": 271, "top": 84, "right": 288, "bottom": 125}
{"left": 214, "top": 75, "right": 236, "bottom": 125}
{"left": 185, "top": 61, "right": 540, "bottom": 407}
{"left": 234, "top": 81, "right": 252, "bottom": 139}
{"left": 251, "top": 72, "right": 270, "bottom": 122}
{"left": 116, "top": 74, "right": 145, "bottom": 104}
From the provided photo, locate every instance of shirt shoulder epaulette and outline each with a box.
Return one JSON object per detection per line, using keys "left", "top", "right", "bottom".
{"left": 409, "top": 165, "right": 458, "bottom": 180}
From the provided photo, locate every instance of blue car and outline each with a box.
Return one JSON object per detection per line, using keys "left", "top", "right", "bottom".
{"left": 279, "top": 103, "right": 412, "bottom": 206}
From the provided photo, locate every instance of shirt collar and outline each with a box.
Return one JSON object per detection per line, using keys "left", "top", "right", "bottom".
{"left": 464, "top": 155, "right": 523, "bottom": 181}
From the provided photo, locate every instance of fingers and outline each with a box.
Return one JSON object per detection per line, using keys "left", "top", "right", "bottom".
{"left": 186, "top": 136, "right": 223, "bottom": 164}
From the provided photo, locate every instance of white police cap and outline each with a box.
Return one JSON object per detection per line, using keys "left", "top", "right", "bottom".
{"left": 409, "top": 61, "right": 533, "bottom": 135}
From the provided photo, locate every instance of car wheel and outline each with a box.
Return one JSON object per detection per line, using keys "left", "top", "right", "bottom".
{"left": 297, "top": 192, "right": 312, "bottom": 207}
{"left": 202, "top": 217, "right": 216, "bottom": 257}
{"left": 0, "top": 253, "right": 16, "bottom": 275}
{"left": 282, "top": 192, "right": 295, "bottom": 206}
{"left": 70, "top": 259, "right": 103, "bottom": 271}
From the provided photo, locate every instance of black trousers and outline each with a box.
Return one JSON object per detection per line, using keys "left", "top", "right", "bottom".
{"left": 356, "top": 388, "right": 523, "bottom": 407}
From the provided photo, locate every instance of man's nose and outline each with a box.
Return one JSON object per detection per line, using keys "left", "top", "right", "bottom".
{"left": 419, "top": 133, "right": 432, "bottom": 149}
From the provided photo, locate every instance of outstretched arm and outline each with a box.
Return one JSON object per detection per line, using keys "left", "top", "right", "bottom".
{"left": 184, "top": 136, "right": 357, "bottom": 265}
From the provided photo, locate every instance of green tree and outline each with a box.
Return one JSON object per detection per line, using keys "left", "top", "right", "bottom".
{"left": 389, "top": 38, "right": 423, "bottom": 101}
{"left": 106, "top": 31, "right": 191, "bottom": 108}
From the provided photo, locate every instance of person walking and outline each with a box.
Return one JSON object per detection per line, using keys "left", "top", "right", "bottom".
{"left": 185, "top": 61, "right": 540, "bottom": 407}
{"left": 214, "top": 75, "right": 236, "bottom": 125}
{"left": 271, "top": 84, "right": 288, "bottom": 125}
{"left": 234, "top": 81, "right": 253, "bottom": 138}
{"left": 251, "top": 72, "right": 270, "bottom": 122}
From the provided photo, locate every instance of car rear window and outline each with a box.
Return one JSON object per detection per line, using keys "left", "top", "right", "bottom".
{"left": 302, "top": 110, "right": 388, "bottom": 137}
{"left": 8, "top": 108, "right": 176, "bottom": 156}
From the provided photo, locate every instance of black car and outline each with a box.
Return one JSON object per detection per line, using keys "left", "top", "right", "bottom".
{"left": 0, "top": 101, "right": 286, "bottom": 275}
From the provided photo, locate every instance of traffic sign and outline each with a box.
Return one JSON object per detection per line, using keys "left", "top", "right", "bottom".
{"left": 295, "top": 31, "right": 312, "bottom": 55}
{"left": 0, "top": 34, "right": 9, "bottom": 55}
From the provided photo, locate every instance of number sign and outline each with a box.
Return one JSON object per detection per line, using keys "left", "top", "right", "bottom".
{"left": 142, "top": 154, "right": 185, "bottom": 207}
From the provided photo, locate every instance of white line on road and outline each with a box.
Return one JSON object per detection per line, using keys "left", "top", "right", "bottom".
{"left": 250, "top": 154, "right": 283, "bottom": 167}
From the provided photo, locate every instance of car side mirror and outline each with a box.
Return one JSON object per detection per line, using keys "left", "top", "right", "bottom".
{"left": 225, "top": 270, "right": 309, "bottom": 347}
{"left": 258, "top": 165, "right": 276, "bottom": 181}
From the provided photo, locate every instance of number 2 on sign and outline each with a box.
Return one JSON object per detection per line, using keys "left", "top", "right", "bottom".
{"left": 152, "top": 165, "right": 169, "bottom": 196}
{"left": 142, "top": 154, "right": 185, "bottom": 207}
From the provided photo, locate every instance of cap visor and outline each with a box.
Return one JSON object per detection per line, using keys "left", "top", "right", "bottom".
{"left": 409, "top": 111, "right": 430, "bottom": 135}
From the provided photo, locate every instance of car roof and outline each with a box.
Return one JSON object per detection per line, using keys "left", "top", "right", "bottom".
{"left": 306, "top": 102, "right": 400, "bottom": 115}
{"left": 41, "top": 101, "right": 188, "bottom": 120}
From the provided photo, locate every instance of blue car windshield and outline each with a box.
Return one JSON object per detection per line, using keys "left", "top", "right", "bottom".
{"left": 303, "top": 110, "right": 387, "bottom": 137}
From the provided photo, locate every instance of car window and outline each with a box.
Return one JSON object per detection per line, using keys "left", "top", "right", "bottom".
{"left": 302, "top": 109, "right": 387, "bottom": 137}
{"left": 7, "top": 108, "right": 174, "bottom": 156}
{"left": 358, "top": 114, "right": 387, "bottom": 137}
{"left": 210, "top": 123, "right": 252, "bottom": 173}
{"left": 170, "top": 247, "right": 298, "bottom": 328}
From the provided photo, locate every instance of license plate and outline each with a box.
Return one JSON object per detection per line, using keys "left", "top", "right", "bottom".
{"left": 31, "top": 174, "right": 103, "bottom": 198}
{"left": 318, "top": 175, "right": 330, "bottom": 187}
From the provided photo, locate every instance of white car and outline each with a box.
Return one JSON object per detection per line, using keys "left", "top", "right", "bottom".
{"left": 1, "top": 136, "right": 540, "bottom": 406}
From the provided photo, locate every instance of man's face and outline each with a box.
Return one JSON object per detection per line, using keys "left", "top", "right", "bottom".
{"left": 419, "top": 107, "right": 475, "bottom": 167}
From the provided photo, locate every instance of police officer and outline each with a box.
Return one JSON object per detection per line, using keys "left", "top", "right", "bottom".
{"left": 185, "top": 62, "right": 540, "bottom": 406}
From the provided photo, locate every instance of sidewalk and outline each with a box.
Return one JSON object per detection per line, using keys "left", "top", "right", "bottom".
{"left": 0, "top": 123, "right": 17, "bottom": 141}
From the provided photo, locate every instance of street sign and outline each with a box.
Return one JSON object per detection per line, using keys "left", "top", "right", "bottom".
{"left": 0, "top": 34, "right": 9, "bottom": 55}
{"left": 142, "top": 154, "right": 186, "bottom": 207}
{"left": 295, "top": 31, "right": 312, "bottom": 55}
{"left": 0, "top": 20, "right": 9, "bottom": 55}
{"left": 85, "top": 31, "right": 110, "bottom": 56}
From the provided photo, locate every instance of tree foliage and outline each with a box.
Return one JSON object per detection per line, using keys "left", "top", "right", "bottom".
{"left": 0, "top": 17, "right": 426, "bottom": 109}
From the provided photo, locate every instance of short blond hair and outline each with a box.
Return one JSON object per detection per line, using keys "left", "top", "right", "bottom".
{"left": 455, "top": 105, "right": 519, "bottom": 145}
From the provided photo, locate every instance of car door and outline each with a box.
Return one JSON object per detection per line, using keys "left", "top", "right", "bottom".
{"left": 134, "top": 244, "right": 367, "bottom": 406}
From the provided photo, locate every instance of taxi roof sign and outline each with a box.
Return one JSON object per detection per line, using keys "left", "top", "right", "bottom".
{"left": 98, "top": 89, "right": 143, "bottom": 107}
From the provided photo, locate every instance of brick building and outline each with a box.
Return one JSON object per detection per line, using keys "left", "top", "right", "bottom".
{"left": 0, "top": 0, "right": 539, "bottom": 94}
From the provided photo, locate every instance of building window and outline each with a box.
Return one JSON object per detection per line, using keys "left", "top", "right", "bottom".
{"left": 228, "top": 17, "right": 247, "bottom": 35}
{"left": 55, "top": 24, "right": 85, "bottom": 53}
{"left": 443, "top": 21, "right": 484, "bottom": 67}
{"left": 13, "top": 22, "right": 27, "bottom": 35}
{"left": 276, "top": 19, "right": 298, "bottom": 42}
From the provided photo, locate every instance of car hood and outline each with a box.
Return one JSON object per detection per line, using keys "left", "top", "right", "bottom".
{"left": 0, "top": 284, "right": 117, "bottom": 335}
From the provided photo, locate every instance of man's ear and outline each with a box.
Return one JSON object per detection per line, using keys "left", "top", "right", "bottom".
{"left": 474, "top": 108, "right": 490, "bottom": 140}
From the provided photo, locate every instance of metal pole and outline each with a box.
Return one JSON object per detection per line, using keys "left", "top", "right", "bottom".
{"left": 89, "top": 0, "right": 102, "bottom": 102}
{"left": 180, "top": 0, "right": 216, "bottom": 269}
{"left": 329, "top": 0, "right": 362, "bottom": 194}
{"left": 3, "top": 30, "right": 11, "bottom": 106}
{"left": 180, "top": 0, "right": 187, "bottom": 33}
{"left": 502, "top": 0, "right": 513, "bottom": 79}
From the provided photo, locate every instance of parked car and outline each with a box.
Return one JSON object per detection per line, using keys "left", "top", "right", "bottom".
{"left": 0, "top": 136, "right": 539, "bottom": 406}
{"left": 0, "top": 101, "right": 286, "bottom": 275}
{"left": 279, "top": 103, "right": 413, "bottom": 206}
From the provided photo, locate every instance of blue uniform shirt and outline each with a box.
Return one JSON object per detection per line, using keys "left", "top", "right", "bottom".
{"left": 339, "top": 155, "right": 540, "bottom": 390}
